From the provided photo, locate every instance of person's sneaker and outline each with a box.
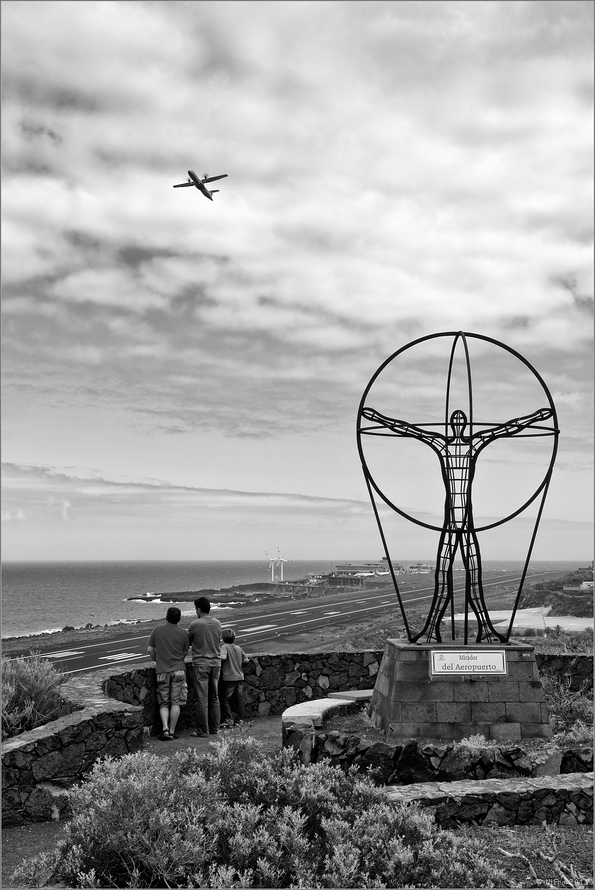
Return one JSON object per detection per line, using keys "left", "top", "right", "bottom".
{"left": 209, "top": 730, "right": 219, "bottom": 735}
{"left": 191, "top": 730, "right": 209, "bottom": 738}
{"left": 220, "top": 722, "right": 234, "bottom": 729}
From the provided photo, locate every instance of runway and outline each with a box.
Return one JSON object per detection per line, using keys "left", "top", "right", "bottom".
{"left": 14, "top": 571, "right": 544, "bottom": 674}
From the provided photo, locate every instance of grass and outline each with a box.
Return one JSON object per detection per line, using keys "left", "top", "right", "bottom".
{"left": 1, "top": 653, "right": 67, "bottom": 741}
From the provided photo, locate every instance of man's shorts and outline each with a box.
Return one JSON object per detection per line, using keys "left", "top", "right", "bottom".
{"left": 156, "top": 670, "right": 188, "bottom": 706}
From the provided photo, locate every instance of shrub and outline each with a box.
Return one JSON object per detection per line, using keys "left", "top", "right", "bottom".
{"left": 13, "top": 736, "right": 506, "bottom": 888}
{"left": 542, "top": 671, "right": 593, "bottom": 739}
{"left": 537, "top": 627, "right": 593, "bottom": 654}
{"left": 1, "top": 653, "right": 66, "bottom": 740}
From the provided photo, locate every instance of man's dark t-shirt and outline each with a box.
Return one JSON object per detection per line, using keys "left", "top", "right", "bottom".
{"left": 148, "top": 623, "right": 189, "bottom": 673}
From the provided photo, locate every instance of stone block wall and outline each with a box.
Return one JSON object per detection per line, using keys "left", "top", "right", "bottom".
{"left": 385, "top": 773, "right": 593, "bottom": 828}
{"left": 2, "top": 668, "right": 144, "bottom": 826}
{"left": 103, "top": 650, "right": 384, "bottom": 732}
{"left": 102, "top": 650, "right": 593, "bottom": 732}
{"left": 283, "top": 720, "right": 593, "bottom": 785}
{"left": 242, "top": 651, "right": 382, "bottom": 716}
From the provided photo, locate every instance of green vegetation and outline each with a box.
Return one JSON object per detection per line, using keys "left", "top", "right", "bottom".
{"left": 13, "top": 736, "right": 506, "bottom": 889}
{"left": 542, "top": 672, "right": 593, "bottom": 744}
{"left": 535, "top": 627, "right": 593, "bottom": 654}
{"left": 1, "top": 653, "right": 66, "bottom": 741}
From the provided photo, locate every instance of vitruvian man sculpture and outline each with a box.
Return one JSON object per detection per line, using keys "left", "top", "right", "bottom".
{"left": 357, "top": 332, "right": 559, "bottom": 645}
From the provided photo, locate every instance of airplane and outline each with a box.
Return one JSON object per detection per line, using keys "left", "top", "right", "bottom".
{"left": 172, "top": 169, "right": 228, "bottom": 201}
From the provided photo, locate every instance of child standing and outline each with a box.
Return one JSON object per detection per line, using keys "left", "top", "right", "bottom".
{"left": 219, "top": 628, "right": 248, "bottom": 727}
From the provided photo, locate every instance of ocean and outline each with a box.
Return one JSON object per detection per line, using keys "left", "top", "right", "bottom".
{"left": 2, "top": 559, "right": 589, "bottom": 641}
{"left": 1, "top": 560, "right": 339, "bottom": 639}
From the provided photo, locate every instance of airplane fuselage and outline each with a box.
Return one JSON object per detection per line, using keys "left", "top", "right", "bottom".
{"left": 188, "top": 170, "right": 213, "bottom": 200}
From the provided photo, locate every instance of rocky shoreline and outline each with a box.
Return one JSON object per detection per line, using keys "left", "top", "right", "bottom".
{"left": 126, "top": 581, "right": 281, "bottom": 603}
{"left": 0, "top": 585, "right": 339, "bottom": 657}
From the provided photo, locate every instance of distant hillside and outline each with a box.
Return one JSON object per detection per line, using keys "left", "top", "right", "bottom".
{"left": 520, "top": 568, "right": 593, "bottom": 617}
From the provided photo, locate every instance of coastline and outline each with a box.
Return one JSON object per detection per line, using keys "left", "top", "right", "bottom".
{"left": 0, "top": 585, "right": 343, "bottom": 657}
{"left": 4, "top": 567, "right": 590, "bottom": 659}
{"left": 1, "top": 614, "right": 174, "bottom": 656}
{"left": 1, "top": 581, "right": 304, "bottom": 648}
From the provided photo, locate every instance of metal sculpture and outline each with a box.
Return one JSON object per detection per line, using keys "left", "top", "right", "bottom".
{"left": 357, "top": 332, "right": 559, "bottom": 645}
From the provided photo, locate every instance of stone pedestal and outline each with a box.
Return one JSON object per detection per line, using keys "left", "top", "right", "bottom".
{"left": 368, "top": 639, "right": 551, "bottom": 742}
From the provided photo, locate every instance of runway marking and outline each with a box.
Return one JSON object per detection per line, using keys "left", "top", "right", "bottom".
{"left": 290, "top": 610, "right": 308, "bottom": 614}
{"left": 99, "top": 653, "right": 142, "bottom": 662}
{"left": 323, "top": 611, "right": 342, "bottom": 616}
{"left": 240, "top": 624, "right": 277, "bottom": 634}
{"left": 41, "top": 650, "right": 85, "bottom": 658}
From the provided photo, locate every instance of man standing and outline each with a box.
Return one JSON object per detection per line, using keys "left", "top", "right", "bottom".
{"left": 147, "top": 607, "right": 189, "bottom": 741}
{"left": 188, "top": 596, "right": 222, "bottom": 737}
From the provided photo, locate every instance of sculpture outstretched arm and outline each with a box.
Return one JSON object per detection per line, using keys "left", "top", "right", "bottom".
{"left": 473, "top": 407, "right": 554, "bottom": 445}
{"left": 361, "top": 407, "right": 445, "bottom": 445}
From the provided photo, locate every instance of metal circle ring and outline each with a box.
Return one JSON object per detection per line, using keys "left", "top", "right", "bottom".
{"left": 356, "top": 331, "right": 559, "bottom": 533}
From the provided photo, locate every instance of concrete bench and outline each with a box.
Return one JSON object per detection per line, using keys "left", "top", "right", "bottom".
{"left": 281, "top": 697, "right": 357, "bottom": 729}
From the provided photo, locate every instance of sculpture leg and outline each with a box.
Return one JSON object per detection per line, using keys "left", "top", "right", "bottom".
{"left": 461, "top": 530, "right": 506, "bottom": 643}
{"left": 411, "top": 530, "right": 456, "bottom": 643}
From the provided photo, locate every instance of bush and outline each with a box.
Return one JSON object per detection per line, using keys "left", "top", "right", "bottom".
{"left": 13, "top": 736, "right": 506, "bottom": 888}
{"left": 537, "top": 628, "right": 593, "bottom": 654}
{"left": 1, "top": 653, "right": 66, "bottom": 740}
{"left": 542, "top": 672, "right": 593, "bottom": 740}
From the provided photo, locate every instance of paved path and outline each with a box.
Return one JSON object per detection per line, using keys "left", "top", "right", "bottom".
{"left": 144, "top": 716, "right": 283, "bottom": 757}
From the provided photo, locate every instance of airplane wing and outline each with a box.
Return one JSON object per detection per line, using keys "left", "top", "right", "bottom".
{"left": 203, "top": 174, "right": 228, "bottom": 183}
{"left": 173, "top": 182, "right": 195, "bottom": 188}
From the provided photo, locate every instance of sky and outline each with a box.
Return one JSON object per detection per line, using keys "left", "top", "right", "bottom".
{"left": 2, "top": 0, "right": 593, "bottom": 564}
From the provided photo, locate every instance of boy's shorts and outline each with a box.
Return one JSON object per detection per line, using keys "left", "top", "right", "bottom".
{"left": 156, "top": 669, "right": 188, "bottom": 706}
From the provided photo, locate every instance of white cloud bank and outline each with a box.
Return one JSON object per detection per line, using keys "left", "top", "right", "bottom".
{"left": 1, "top": 1, "right": 592, "bottom": 559}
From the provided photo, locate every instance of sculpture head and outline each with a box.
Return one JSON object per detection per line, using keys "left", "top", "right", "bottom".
{"left": 449, "top": 409, "right": 467, "bottom": 437}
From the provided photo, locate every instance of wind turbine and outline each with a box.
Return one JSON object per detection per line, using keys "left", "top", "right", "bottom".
{"left": 276, "top": 549, "right": 289, "bottom": 582}
{"left": 265, "top": 551, "right": 276, "bottom": 583}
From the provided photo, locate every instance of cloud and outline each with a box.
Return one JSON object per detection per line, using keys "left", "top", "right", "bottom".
{"left": 1, "top": 1, "right": 591, "bottom": 559}
{"left": 2, "top": 461, "right": 591, "bottom": 562}
{"left": 1, "top": 509, "right": 26, "bottom": 522}
{"left": 1, "top": 462, "right": 371, "bottom": 514}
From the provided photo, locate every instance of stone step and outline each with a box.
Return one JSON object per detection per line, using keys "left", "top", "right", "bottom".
{"left": 385, "top": 771, "right": 594, "bottom": 828}
{"left": 327, "top": 690, "right": 373, "bottom": 703}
